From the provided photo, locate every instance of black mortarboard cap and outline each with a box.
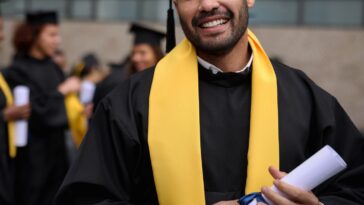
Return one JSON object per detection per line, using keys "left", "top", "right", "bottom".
{"left": 166, "top": 0, "right": 176, "bottom": 53}
{"left": 26, "top": 11, "right": 59, "bottom": 25}
{"left": 129, "top": 23, "right": 166, "bottom": 47}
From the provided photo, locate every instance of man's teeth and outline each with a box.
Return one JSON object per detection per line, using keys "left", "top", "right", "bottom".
{"left": 201, "top": 19, "right": 227, "bottom": 28}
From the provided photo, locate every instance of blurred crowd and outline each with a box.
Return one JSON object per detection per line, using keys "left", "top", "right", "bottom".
{"left": 0, "top": 10, "right": 166, "bottom": 205}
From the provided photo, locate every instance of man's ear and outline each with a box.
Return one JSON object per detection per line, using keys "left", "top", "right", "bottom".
{"left": 247, "top": 0, "right": 255, "bottom": 8}
{"left": 173, "top": 0, "right": 178, "bottom": 6}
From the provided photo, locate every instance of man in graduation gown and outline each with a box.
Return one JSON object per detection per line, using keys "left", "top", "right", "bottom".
{"left": 55, "top": 0, "right": 364, "bottom": 204}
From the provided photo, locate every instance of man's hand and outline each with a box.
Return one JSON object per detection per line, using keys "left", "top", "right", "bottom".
{"left": 3, "top": 104, "right": 31, "bottom": 121}
{"left": 260, "top": 166, "right": 321, "bottom": 205}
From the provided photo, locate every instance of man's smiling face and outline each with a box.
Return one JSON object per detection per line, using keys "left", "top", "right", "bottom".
{"left": 174, "top": 0, "right": 255, "bottom": 55}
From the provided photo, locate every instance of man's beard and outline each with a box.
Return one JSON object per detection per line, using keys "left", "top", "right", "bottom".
{"left": 179, "top": 4, "right": 249, "bottom": 56}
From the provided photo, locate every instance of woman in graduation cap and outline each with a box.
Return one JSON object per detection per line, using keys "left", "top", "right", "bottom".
{"left": 4, "top": 11, "right": 87, "bottom": 205}
{"left": 128, "top": 23, "right": 165, "bottom": 75}
{"left": 92, "top": 24, "right": 166, "bottom": 109}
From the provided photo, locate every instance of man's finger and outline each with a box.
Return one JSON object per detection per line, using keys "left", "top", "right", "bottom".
{"left": 268, "top": 166, "right": 287, "bottom": 180}
{"left": 262, "top": 186, "right": 294, "bottom": 205}
{"left": 273, "top": 180, "right": 319, "bottom": 204}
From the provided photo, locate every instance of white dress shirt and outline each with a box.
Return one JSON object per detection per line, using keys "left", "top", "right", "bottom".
{"left": 197, "top": 54, "right": 254, "bottom": 75}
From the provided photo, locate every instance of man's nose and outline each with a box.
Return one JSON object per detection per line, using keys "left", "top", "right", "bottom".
{"left": 199, "top": 0, "right": 220, "bottom": 12}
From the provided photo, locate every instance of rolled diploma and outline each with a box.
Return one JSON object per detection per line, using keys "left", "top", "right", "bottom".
{"left": 79, "top": 80, "right": 96, "bottom": 104}
{"left": 249, "top": 145, "right": 347, "bottom": 205}
{"left": 14, "top": 86, "right": 30, "bottom": 147}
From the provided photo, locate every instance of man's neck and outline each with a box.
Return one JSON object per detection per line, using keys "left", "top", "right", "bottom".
{"left": 196, "top": 32, "right": 250, "bottom": 73}
{"left": 29, "top": 46, "right": 46, "bottom": 60}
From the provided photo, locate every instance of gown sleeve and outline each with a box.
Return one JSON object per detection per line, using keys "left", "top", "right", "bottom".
{"left": 30, "top": 87, "right": 68, "bottom": 129}
{"left": 316, "top": 98, "right": 364, "bottom": 204}
{"left": 55, "top": 96, "right": 139, "bottom": 205}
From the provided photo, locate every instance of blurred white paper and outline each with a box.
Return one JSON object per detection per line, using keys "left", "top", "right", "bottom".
{"left": 14, "top": 86, "right": 30, "bottom": 147}
{"left": 249, "top": 145, "right": 347, "bottom": 205}
{"left": 79, "top": 80, "right": 95, "bottom": 104}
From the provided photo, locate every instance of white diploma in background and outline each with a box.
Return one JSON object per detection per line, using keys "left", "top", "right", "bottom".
{"left": 14, "top": 86, "right": 30, "bottom": 147}
{"left": 249, "top": 145, "right": 347, "bottom": 205}
{"left": 79, "top": 80, "right": 96, "bottom": 104}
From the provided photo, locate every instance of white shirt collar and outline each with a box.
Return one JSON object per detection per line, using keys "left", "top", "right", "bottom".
{"left": 197, "top": 54, "right": 254, "bottom": 75}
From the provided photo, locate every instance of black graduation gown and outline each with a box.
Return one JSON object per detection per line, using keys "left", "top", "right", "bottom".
{"left": 4, "top": 55, "right": 69, "bottom": 205}
{"left": 0, "top": 83, "right": 15, "bottom": 205}
{"left": 93, "top": 57, "right": 130, "bottom": 110}
{"left": 55, "top": 61, "right": 364, "bottom": 205}
{"left": 93, "top": 66, "right": 128, "bottom": 111}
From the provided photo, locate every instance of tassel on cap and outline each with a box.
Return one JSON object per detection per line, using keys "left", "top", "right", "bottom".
{"left": 166, "top": 0, "right": 176, "bottom": 53}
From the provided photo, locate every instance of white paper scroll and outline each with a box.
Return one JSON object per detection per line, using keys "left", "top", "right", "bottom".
{"left": 249, "top": 145, "right": 347, "bottom": 205}
{"left": 79, "top": 80, "right": 96, "bottom": 104}
{"left": 14, "top": 86, "right": 30, "bottom": 147}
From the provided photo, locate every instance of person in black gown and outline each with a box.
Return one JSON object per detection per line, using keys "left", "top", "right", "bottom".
{"left": 4, "top": 11, "right": 82, "bottom": 205}
{"left": 93, "top": 23, "right": 165, "bottom": 109}
{"left": 55, "top": 0, "right": 364, "bottom": 204}
{"left": 0, "top": 13, "right": 31, "bottom": 205}
{"left": 0, "top": 73, "right": 31, "bottom": 205}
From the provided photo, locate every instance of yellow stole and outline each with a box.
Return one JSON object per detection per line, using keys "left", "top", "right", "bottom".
{"left": 65, "top": 94, "right": 87, "bottom": 147}
{"left": 0, "top": 73, "right": 17, "bottom": 158}
{"left": 148, "top": 30, "right": 279, "bottom": 204}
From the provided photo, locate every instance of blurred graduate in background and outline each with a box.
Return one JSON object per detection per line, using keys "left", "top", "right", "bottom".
{"left": 0, "top": 6, "right": 31, "bottom": 205}
{"left": 128, "top": 23, "right": 165, "bottom": 75}
{"left": 3, "top": 11, "right": 87, "bottom": 205}
{"left": 71, "top": 53, "right": 106, "bottom": 117}
{"left": 71, "top": 53, "right": 105, "bottom": 84}
{"left": 93, "top": 23, "right": 166, "bottom": 109}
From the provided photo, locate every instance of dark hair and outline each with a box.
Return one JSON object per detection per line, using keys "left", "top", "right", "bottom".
{"left": 128, "top": 45, "right": 164, "bottom": 76}
{"left": 12, "top": 23, "right": 44, "bottom": 55}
